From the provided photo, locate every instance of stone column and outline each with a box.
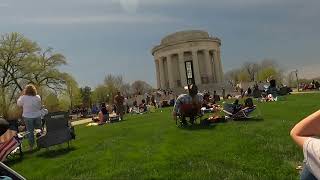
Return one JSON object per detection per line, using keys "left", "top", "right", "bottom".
{"left": 217, "top": 50, "right": 224, "bottom": 82}
{"left": 213, "top": 50, "right": 221, "bottom": 83}
{"left": 192, "top": 50, "right": 201, "bottom": 85}
{"left": 166, "top": 55, "right": 175, "bottom": 89}
{"left": 203, "top": 49, "right": 213, "bottom": 83}
{"left": 158, "top": 57, "right": 166, "bottom": 89}
{"left": 155, "top": 59, "right": 161, "bottom": 89}
{"left": 210, "top": 51, "right": 216, "bottom": 83}
{"left": 178, "top": 52, "right": 187, "bottom": 87}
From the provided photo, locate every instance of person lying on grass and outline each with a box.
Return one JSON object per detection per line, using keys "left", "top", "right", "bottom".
{"left": 290, "top": 110, "right": 320, "bottom": 180}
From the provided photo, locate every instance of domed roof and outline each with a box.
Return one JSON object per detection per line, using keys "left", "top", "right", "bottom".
{"left": 161, "top": 30, "right": 210, "bottom": 45}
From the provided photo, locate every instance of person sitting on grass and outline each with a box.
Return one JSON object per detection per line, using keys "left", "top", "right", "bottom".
{"left": 98, "top": 103, "right": 109, "bottom": 125}
{"left": 172, "top": 84, "right": 203, "bottom": 124}
{"left": 290, "top": 110, "right": 320, "bottom": 180}
{"left": 139, "top": 99, "right": 148, "bottom": 113}
{"left": 232, "top": 99, "right": 243, "bottom": 114}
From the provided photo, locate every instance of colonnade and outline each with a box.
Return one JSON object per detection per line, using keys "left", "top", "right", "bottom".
{"left": 154, "top": 49, "right": 223, "bottom": 89}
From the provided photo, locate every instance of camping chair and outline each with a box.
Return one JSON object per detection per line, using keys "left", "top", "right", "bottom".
{"left": 0, "top": 135, "right": 23, "bottom": 162}
{"left": 223, "top": 99, "right": 259, "bottom": 120}
{"left": 0, "top": 120, "right": 24, "bottom": 162}
{"left": 0, "top": 162, "right": 26, "bottom": 180}
{"left": 176, "top": 104, "right": 203, "bottom": 126}
{"left": 37, "top": 111, "right": 75, "bottom": 149}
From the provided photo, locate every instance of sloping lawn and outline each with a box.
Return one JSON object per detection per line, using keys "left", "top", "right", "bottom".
{"left": 7, "top": 93, "right": 320, "bottom": 180}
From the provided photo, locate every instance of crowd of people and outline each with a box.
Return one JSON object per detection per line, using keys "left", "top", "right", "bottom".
{"left": 0, "top": 81, "right": 319, "bottom": 179}
{"left": 301, "top": 80, "right": 320, "bottom": 91}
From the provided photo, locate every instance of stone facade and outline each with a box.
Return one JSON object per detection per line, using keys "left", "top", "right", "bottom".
{"left": 151, "top": 30, "right": 224, "bottom": 92}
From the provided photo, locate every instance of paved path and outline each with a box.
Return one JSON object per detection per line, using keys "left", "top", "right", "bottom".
{"left": 291, "top": 91, "right": 320, "bottom": 94}
{"left": 71, "top": 118, "right": 92, "bottom": 126}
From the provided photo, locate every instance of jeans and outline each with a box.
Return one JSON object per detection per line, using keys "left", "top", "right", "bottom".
{"left": 301, "top": 166, "right": 317, "bottom": 180}
{"left": 103, "top": 114, "right": 109, "bottom": 122}
{"left": 23, "top": 117, "right": 41, "bottom": 147}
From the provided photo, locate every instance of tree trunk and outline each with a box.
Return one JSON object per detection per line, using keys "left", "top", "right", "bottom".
{"left": 0, "top": 87, "right": 8, "bottom": 119}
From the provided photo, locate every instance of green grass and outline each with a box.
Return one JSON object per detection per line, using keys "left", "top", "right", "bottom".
{"left": 7, "top": 93, "right": 320, "bottom": 180}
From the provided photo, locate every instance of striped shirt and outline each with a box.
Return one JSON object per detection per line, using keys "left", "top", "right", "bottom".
{"left": 173, "top": 93, "right": 203, "bottom": 113}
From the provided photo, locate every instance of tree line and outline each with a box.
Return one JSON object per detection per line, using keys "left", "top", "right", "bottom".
{"left": 81, "top": 75, "right": 153, "bottom": 109}
{"left": 0, "top": 32, "right": 155, "bottom": 118}
{"left": 224, "top": 59, "right": 283, "bottom": 87}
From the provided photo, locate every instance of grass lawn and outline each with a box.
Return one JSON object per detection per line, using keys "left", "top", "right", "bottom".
{"left": 7, "top": 93, "right": 320, "bottom": 180}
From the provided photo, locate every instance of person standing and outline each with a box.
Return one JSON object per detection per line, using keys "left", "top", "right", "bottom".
{"left": 114, "top": 91, "right": 125, "bottom": 120}
{"left": 222, "top": 88, "right": 226, "bottom": 100}
{"left": 17, "top": 84, "right": 43, "bottom": 151}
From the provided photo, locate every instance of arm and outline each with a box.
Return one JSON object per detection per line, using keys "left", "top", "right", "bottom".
{"left": 17, "top": 96, "right": 23, "bottom": 107}
{"left": 172, "top": 98, "right": 182, "bottom": 121}
{"left": 290, "top": 110, "right": 320, "bottom": 148}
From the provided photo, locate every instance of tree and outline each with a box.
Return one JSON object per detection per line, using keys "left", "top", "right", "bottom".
{"left": 131, "top": 80, "right": 153, "bottom": 94}
{"left": 224, "top": 69, "right": 241, "bottom": 86}
{"left": 104, "top": 74, "right": 124, "bottom": 91}
{"left": 0, "top": 32, "right": 39, "bottom": 118}
{"left": 242, "top": 62, "right": 259, "bottom": 82}
{"left": 25, "top": 47, "right": 67, "bottom": 95}
{"left": 120, "top": 83, "right": 131, "bottom": 97}
{"left": 80, "top": 86, "right": 92, "bottom": 108}
{"left": 43, "top": 93, "right": 60, "bottom": 112}
{"left": 62, "top": 73, "right": 81, "bottom": 109}
{"left": 0, "top": 32, "right": 72, "bottom": 117}
{"left": 258, "top": 67, "right": 278, "bottom": 81}
{"left": 104, "top": 74, "right": 124, "bottom": 102}
{"left": 92, "top": 85, "right": 109, "bottom": 104}
{"left": 237, "top": 70, "right": 251, "bottom": 82}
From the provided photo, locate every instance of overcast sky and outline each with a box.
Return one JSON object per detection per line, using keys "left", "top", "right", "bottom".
{"left": 1, "top": 0, "right": 320, "bottom": 87}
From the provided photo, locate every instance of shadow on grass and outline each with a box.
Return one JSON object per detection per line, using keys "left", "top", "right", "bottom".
{"left": 178, "top": 123, "right": 217, "bottom": 131}
{"left": 232, "top": 117, "right": 264, "bottom": 122}
{"left": 37, "top": 146, "right": 76, "bottom": 159}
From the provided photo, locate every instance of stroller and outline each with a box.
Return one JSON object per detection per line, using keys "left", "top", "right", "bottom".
{"left": 223, "top": 98, "right": 258, "bottom": 120}
{"left": 176, "top": 104, "right": 203, "bottom": 126}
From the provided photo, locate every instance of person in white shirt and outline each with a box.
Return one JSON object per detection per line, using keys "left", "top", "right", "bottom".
{"left": 291, "top": 110, "right": 320, "bottom": 180}
{"left": 17, "top": 84, "right": 43, "bottom": 151}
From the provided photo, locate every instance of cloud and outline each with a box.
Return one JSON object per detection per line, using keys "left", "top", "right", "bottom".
{"left": 119, "top": 0, "right": 139, "bottom": 13}
{"left": 14, "top": 14, "right": 180, "bottom": 25}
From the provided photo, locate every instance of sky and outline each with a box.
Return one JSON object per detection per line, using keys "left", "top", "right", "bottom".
{"left": 1, "top": 0, "right": 320, "bottom": 87}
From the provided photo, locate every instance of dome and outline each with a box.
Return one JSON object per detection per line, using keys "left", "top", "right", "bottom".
{"left": 160, "top": 30, "right": 210, "bottom": 45}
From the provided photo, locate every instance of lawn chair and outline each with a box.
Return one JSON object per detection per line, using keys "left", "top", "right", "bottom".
{"left": 0, "top": 120, "right": 24, "bottom": 162}
{"left": 0, "top": 162, "right": 26, "bottom": 180}
{"left": 176, "top": 104, "right": 203, "bottom": 126}
{"left": 223, "top": 98, "right": 259, "bottom": 120}
{"left": 37, "top": 111, "right": 75, "bottom": 149}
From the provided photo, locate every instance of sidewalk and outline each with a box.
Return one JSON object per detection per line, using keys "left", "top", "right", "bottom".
{"left": 291, "top": 91, "right": 320, "bottom": 94}
{"left": 71, "top": 118, "right": 92, "bottom": 126}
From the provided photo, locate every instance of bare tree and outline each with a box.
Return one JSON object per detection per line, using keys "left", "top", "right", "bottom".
{"left": 131, "top": 80, "right": 153, "bottom": 94}
{"left": 224, "top": 69, "right": 241, "bottom": 86}
{"left": 242, "top": 62, "right": 259, "bottom": 82}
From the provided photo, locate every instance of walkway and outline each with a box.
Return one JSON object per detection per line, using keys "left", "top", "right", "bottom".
{"left": 71, "top": 118, "right": 92, "bottom": 126}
